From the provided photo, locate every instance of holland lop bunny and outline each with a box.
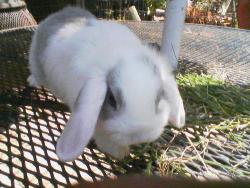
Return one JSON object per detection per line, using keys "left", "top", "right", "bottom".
{"left": 28, "top": 7, "right": 185, "bottom": 162}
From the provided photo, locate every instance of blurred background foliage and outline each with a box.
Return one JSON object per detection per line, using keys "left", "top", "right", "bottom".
{"left": 23, "top": 0, "right": 248, "bottom": 29}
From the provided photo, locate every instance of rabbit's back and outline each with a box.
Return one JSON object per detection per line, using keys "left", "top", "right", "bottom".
{"left": 36, "top": 6, "right": 94, "bottom": 42}
{"left": 29, "top": 7, "right": 95, "bottom": 86}
{"left": 29, "top": 6, "right": 142, "bottom": 108}
{"left": 34, "top": 6, "right": 94, "bottom": 54}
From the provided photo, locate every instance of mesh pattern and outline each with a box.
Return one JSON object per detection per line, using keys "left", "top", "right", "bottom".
{"left": 0, "top": 7, "right": 36, "bottom": 30}
{"left": 0, "top": 23, "right": 249, "bottom": 187}
{"left": 0, "top": 28, "right": 119, "bottom": 187}
{"left": 123, "top": 21, "right": 250, "bottom": 86}
{"left": 0, "top": 27, "right": 153, "bottom": 187}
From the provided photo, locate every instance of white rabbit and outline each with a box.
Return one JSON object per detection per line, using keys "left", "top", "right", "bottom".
{"left": 28, "top": 6, "right": 185, "bottom": 162}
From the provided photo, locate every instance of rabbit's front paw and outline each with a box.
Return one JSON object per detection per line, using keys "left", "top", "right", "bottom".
{"left": 111, "top": 145, "right": 130, "bottom": 159}
{"left": 96, "top": 140, "right": 129, "bottom": 159}
{"left": 27, "top": 75, "right": 39, "bottom": 87}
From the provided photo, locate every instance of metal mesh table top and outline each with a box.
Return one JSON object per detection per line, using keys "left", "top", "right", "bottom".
{"left": 123, "top": 22, "right": 250, "bottom": 86}
{"left": 0, "top": 6, "right": 37, "bottom": 30}
{"left": 0, "top": 23, "right": 249, "bottom": 187}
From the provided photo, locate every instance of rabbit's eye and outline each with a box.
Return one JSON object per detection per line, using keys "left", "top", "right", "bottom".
{"left": 108, "top": 90, "right": 117, "bottom": 110}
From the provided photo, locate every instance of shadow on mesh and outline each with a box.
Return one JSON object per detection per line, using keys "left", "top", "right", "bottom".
{"left": 0, "top": 25, "right": 250, "bottom": 187}
{"left": 0, "top": 85, "right": 159, "bottom": 187}
{"left": 1, "top": 74, "right": 249, "bottom": 187}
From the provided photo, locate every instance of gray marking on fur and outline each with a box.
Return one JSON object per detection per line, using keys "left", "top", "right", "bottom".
{"left": 86, "top": 19, "right": 95, "bottom": 26}
{"left": 140, "top": 55, "right": 160, "bottom": 77}
{"left": 107, "top": 68, "right": 124, "bottom": 109}
{"left": 101, "top": 65, "right": 125, "bottom": 120}
{"left": 30, "top": 6, "right": 95, "bottom": 85}
{"left": 139, "top": 55, "right": 168, "bottom": 114}
{"left": 155, "top": 88, "right": 167, "bottom": 114}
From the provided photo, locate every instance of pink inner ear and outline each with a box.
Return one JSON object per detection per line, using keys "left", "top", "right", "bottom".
{"left": 56, "top": 78, "right": 107, "bottom": 162}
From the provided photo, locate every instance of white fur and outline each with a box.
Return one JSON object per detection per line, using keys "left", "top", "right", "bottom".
{"left": 28, "top": 7, "right": 185, "bottom": 161}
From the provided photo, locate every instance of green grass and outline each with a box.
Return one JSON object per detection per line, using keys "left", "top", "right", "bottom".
{"left": 178, "top": 73, "right": 250, "bottom": 125}
{"left": 118, "top": 73, "right": 250, "bottom": 178}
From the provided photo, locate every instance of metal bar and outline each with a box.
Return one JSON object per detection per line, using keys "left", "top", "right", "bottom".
{"left": 161, "top": 0, "right": 188, "bottom": 69}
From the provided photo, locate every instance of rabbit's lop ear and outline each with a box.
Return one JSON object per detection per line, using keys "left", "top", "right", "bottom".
{"left": 166, "top": 82, "right": 185, "bottom": 129}
{"left": 56, "top": 78, "right": 107, "bottom": 162}
{"left": 168, "top": 95, "right": 185, "bottom": 129}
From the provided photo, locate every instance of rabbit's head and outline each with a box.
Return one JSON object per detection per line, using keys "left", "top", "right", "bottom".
{"left": 94, "top": 51, "right": 185, "bottom": 158}
{"left": 56, "top": 47, "right": 185, "bottom": 162}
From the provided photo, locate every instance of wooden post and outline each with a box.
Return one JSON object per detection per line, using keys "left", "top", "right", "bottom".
{"left": 128, "top": 6, "right": 141, "bottom": 21}
{"left": 161, "top": 0, "right": 188, "bottom": 69}
{"left": 237, "top": 0, "right": 250, "bottom": 29}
